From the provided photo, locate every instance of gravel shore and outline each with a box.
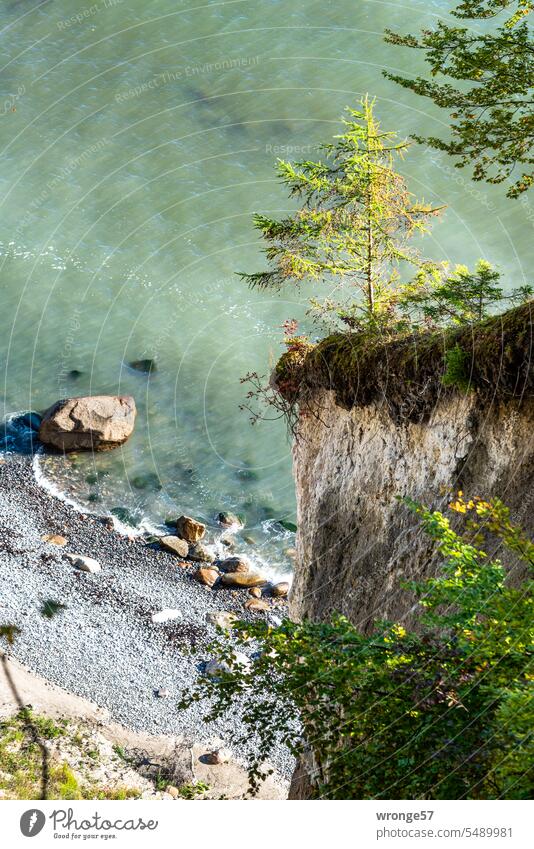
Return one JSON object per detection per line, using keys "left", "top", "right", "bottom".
{"left": 0, "top": 450, "right": 293, "bottom": 779}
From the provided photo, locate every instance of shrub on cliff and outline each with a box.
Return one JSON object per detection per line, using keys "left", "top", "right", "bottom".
{"left": 179, "top": 498, "right": 533, "bottom": 799}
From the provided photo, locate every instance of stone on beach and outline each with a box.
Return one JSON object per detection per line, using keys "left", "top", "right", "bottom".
{"left": 219, "top": 556, "right": 251, "bottom": 573}
{"left": 271, "top": 581, "right": 290, "bottom": 598}
{"left": 194, "top": 567, "right": 219, "bottom": 587}
{"left": 244, "top": 598, "right": 270, "bottom": 612}
{"left": 64, "top": 553, "right": 102, "bottom": 573}
{"left": 42, "top": 534, "right": 68, "bottom": 546}
{"left": 205, "top": 652, "right": 251, "bottom": 677}
{"left": 176, "top": 515, "right": 205, "bottom": 543}
{"left": 159, "top": 535, "right": 189, "bottom": 558}
{"left": 188, "top": 543, "right": 215, "bottom": 563}
{"left": 204, "top": 747, "right": 232, "bottom": 765}
{"left": 151, "top": 609, "right": 182, "bottom": 624}
{"left": 221, "top": 571, "right": 267, "bottom": 588}
{"left": 156, "top": 687, "right": 170, "bottom": 698}
{"left": 206, "top": 611, "right": 237, "bottom": 630}
{"left": 39, "top": 395, "right": 136, "bottom": 452}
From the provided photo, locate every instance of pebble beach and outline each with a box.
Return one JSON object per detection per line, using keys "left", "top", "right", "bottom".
{"left": 0, "top": 447, "right": 293, "bottom": 779}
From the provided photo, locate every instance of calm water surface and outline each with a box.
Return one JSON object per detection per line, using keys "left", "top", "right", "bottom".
{"left": 0, "top": 0, "right": 530, "bottom": 573}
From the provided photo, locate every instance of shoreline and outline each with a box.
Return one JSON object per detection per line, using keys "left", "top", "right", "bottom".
{"left": 0, "top": 451, "right": 292, "bottom": 782}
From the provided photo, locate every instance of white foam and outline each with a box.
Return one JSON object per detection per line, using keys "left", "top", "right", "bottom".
{"left": 32, "top": 452, "right": 156, "bottom": 540}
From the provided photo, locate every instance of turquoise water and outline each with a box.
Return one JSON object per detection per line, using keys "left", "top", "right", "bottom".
{"left": 0, "top": 0, "right": 530, "bottom": 572}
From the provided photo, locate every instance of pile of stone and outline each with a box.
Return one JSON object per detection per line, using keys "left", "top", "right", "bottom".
{"left": 156, "top": 514, "right": 290, "bottom": 613}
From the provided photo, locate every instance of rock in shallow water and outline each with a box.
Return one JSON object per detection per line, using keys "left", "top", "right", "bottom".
{"left": 219, "top": 556, "right": 250, "bottom": 573}
{"left": 176, "top": 515, "right": 205, "bottom": 543}
{"left": 128, "top": 359, "right": 156, "bottom": 374}
{"left": 39, "top": 395, "right": 136, "bottom": 452}
{"left": 217, "top": 512, "right": 243, "bottom": 529}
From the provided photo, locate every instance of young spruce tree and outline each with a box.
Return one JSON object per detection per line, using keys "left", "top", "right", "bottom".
{"left": 240, "top": 96, "right": 442, "bottom": 333}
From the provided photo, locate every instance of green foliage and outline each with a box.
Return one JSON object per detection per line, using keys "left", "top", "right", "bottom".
{"left": 384, "top": 1, "right": 534, "bottom": 197}
{"left": 0, "top": 624, "right": 21, "bottom": 644}
{"left": 239, "top": 96, "right": 441, "bottom": 332}
{"left": 0, "top": 711, "right": 140, "bottom": 800}
{"left": 179, "top": 498, "right": 533, "bottom": 799}
{"left": 401, "top": 260, "right": 533, "bottom": 327}
{"left": 178, "top": 780, "right": 210, "bottom": 799}
{"left": 442, "top": 343, "right": 472, "bottom": 389}
{"left": 40, "top": 600, "right": 67, "bottom": 620}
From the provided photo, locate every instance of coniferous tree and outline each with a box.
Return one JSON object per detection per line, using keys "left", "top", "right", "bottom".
{"left": 240, "top": 97, "right": 442, "bottom": 333}
{"left": 401, "top": 259, "right": 533, "bottom": 326}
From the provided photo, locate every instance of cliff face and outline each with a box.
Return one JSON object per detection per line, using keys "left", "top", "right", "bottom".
{"left": 290, "top": 391, "right": 534, "bottom": 629}
{"left": 278, "top": 304, "right": 534, "bottom": 799}
{"left": 275, "top": 303, "right": 534, "bottom": 629}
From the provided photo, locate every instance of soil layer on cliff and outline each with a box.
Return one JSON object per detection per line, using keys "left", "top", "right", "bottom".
{"left": 275, "top": 302, "right": 534, "bottom": 422}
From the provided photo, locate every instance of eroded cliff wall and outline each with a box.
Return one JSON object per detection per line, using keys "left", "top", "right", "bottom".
{"left": 289, "top": 391, "right": 534, "bottom": 629}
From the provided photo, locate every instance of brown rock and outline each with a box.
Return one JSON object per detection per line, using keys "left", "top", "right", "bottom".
{"left": 176, "top": 515, "right": 205, "bottom": 543}
{"left": 244, "top": 598, "right": 270, "bottom": 612}
{"left": 39, "top": 395, "right": 136, "bottom": 452}
{"left": 220, "top": 556, "right": 251, "bottom": 573}
{"left": 42, "top": 534, "right": 68, "bottom": 546}
{"left": 159, "top": 535, "right": 189, "bottom": 558}
{"left": 271, "top": 581, "right": 290, "bottom": 598}
{"left": 217, "top": 512, "right": 243, "bottom": 528}
{"left": 194, "top": 567, "right": 219, "bottom": 587}
{"left": 204, "top": 747, "right": 232, "bottom": 765}
{"left": 248, "top": 587, "right": 262, "bottom": 598}
{"left": 221, "top": 572, "right": 267, "bottom": 588}
{"left": 166, "top": 785, "right": 179, "bottom": 798}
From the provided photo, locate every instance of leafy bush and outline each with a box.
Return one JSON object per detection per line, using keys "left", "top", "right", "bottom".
{"left": 179, "top": 497, "right": 533, "bottom": 799}
{"left": 442, "top": 344, "right": 472, "bottom": 390}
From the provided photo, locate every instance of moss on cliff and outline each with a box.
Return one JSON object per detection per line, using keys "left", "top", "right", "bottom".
{"left": 274, "top": 301, "right": 534, "bottom": 422}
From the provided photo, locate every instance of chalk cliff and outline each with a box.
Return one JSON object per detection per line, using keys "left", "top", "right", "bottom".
{"left": 274, "top": 303, "right": 534, "bottom": 629}
{"left": 277, "top": 303, "right": 534, "bottom": 799}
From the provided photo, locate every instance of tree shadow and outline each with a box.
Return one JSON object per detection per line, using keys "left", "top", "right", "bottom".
{"left": 1, "top": 639, "right": 49, "bottom": 800}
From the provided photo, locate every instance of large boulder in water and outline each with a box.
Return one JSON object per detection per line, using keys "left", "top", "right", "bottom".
{"left": 39, "top": 395, "right": 136, "bottom": 452}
